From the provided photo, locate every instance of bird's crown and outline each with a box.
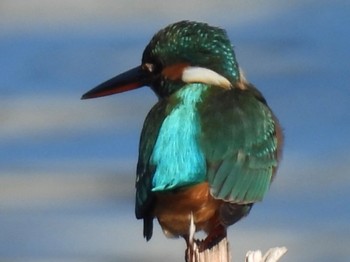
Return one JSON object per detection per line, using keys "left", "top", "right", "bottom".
{"left": 141, "top": 21, "right": 240, "bottom": 96}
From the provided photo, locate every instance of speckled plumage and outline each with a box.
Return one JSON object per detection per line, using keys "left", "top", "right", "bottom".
{"left": 142, "top": 21, "right": 239, "bottom": 97}
{"left": 145, "top": 21, "right": 239, "bottom": 80}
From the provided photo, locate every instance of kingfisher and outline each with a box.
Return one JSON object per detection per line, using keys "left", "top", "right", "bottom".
{"left": 82, "top": 21, "right": 282, "bottom": 253}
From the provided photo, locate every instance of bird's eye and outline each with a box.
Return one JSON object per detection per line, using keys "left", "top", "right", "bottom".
{"left": 143, "top": 61, "right": 163, "bottom": 75}
{"left": 143, "top": 63, "right": 155, "bottom": 73}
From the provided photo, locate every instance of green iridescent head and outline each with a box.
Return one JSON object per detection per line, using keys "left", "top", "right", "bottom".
{"left": 142, "top": 21, "right": 240, "bottom": 96}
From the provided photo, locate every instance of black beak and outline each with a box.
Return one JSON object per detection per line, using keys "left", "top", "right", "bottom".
{"left": 81, "top": 65, "right": 150, "bottom": 99}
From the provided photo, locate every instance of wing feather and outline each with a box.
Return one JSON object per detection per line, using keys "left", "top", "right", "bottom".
{"left": 198, "top": 85, "right": 280, "bottom": 204}
{"left": 135, "top": 100, "right": 168, "bottom": 221}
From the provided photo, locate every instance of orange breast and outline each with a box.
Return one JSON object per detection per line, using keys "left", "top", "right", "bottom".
{"left": 154, "top": 182, "right": 222, "bottom": 238}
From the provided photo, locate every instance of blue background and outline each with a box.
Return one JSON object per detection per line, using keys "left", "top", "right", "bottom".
{"left": 0, "top": 1, "right": 349, "bottom": 261}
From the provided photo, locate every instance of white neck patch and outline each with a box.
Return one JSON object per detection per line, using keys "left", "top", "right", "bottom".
{"left": 181, "top": 66, "right": 232, "bottom": 89}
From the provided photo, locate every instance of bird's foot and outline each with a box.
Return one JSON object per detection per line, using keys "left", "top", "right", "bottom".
{"left": 196, "top": 224, "right": 227, "bottom": 252}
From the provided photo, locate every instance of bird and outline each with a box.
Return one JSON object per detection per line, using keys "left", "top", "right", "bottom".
{"left": 82, "top": 20, "right": 283, "bottom": 255}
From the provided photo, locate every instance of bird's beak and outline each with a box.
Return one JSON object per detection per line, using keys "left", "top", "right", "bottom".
{"left": 81, "top": 65, "right": 150, "bottom": 99}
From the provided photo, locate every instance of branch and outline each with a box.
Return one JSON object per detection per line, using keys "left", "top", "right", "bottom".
{"left": 186, "top": 214, "right": 287, "bottom": 262}
{"left": 190, "top": 237, "right": 231, "bottom": 262}
{"left": 245, "top": 247, "right": 287, "bottom": 262}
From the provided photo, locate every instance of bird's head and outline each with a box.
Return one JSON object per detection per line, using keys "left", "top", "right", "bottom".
{"left": 82, "top": 21, "right": 240, "bottom": 99}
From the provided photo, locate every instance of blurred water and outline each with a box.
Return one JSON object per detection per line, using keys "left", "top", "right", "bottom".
{"left": 0, "top": 1, "right": 349, "bottom": 261}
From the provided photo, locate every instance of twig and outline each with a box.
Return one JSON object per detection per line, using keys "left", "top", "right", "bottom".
{"left": 186, "top": 214, "right": 287, "bottom": 262}
{"left": 187, "top": 214, "right": 230, "bottom": 262}
{"left": 245, "top": 247, "right": 287, "bottom": 262}
{"left": 191, "top": 237, "right": 231, "bottom": 262}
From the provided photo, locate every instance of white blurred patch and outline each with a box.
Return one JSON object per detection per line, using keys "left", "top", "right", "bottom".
{"left": 182, "top": 66, "right": 232, "bottom": 89}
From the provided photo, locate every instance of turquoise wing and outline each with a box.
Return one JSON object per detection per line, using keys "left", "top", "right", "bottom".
{"left": 199, "top": 86, "right": 280, "bottom": 203}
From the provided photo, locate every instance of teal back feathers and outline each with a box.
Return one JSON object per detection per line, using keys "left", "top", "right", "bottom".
{"left": 199, "top": 86, "right": 278, "bottom": 203}
{"left": 136, "top": 83, "right": 277, "bottom": 207}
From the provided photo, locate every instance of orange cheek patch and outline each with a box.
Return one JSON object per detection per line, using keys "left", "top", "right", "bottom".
{"left": 161, "top": 63, "right": 190, "bottom": 81}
